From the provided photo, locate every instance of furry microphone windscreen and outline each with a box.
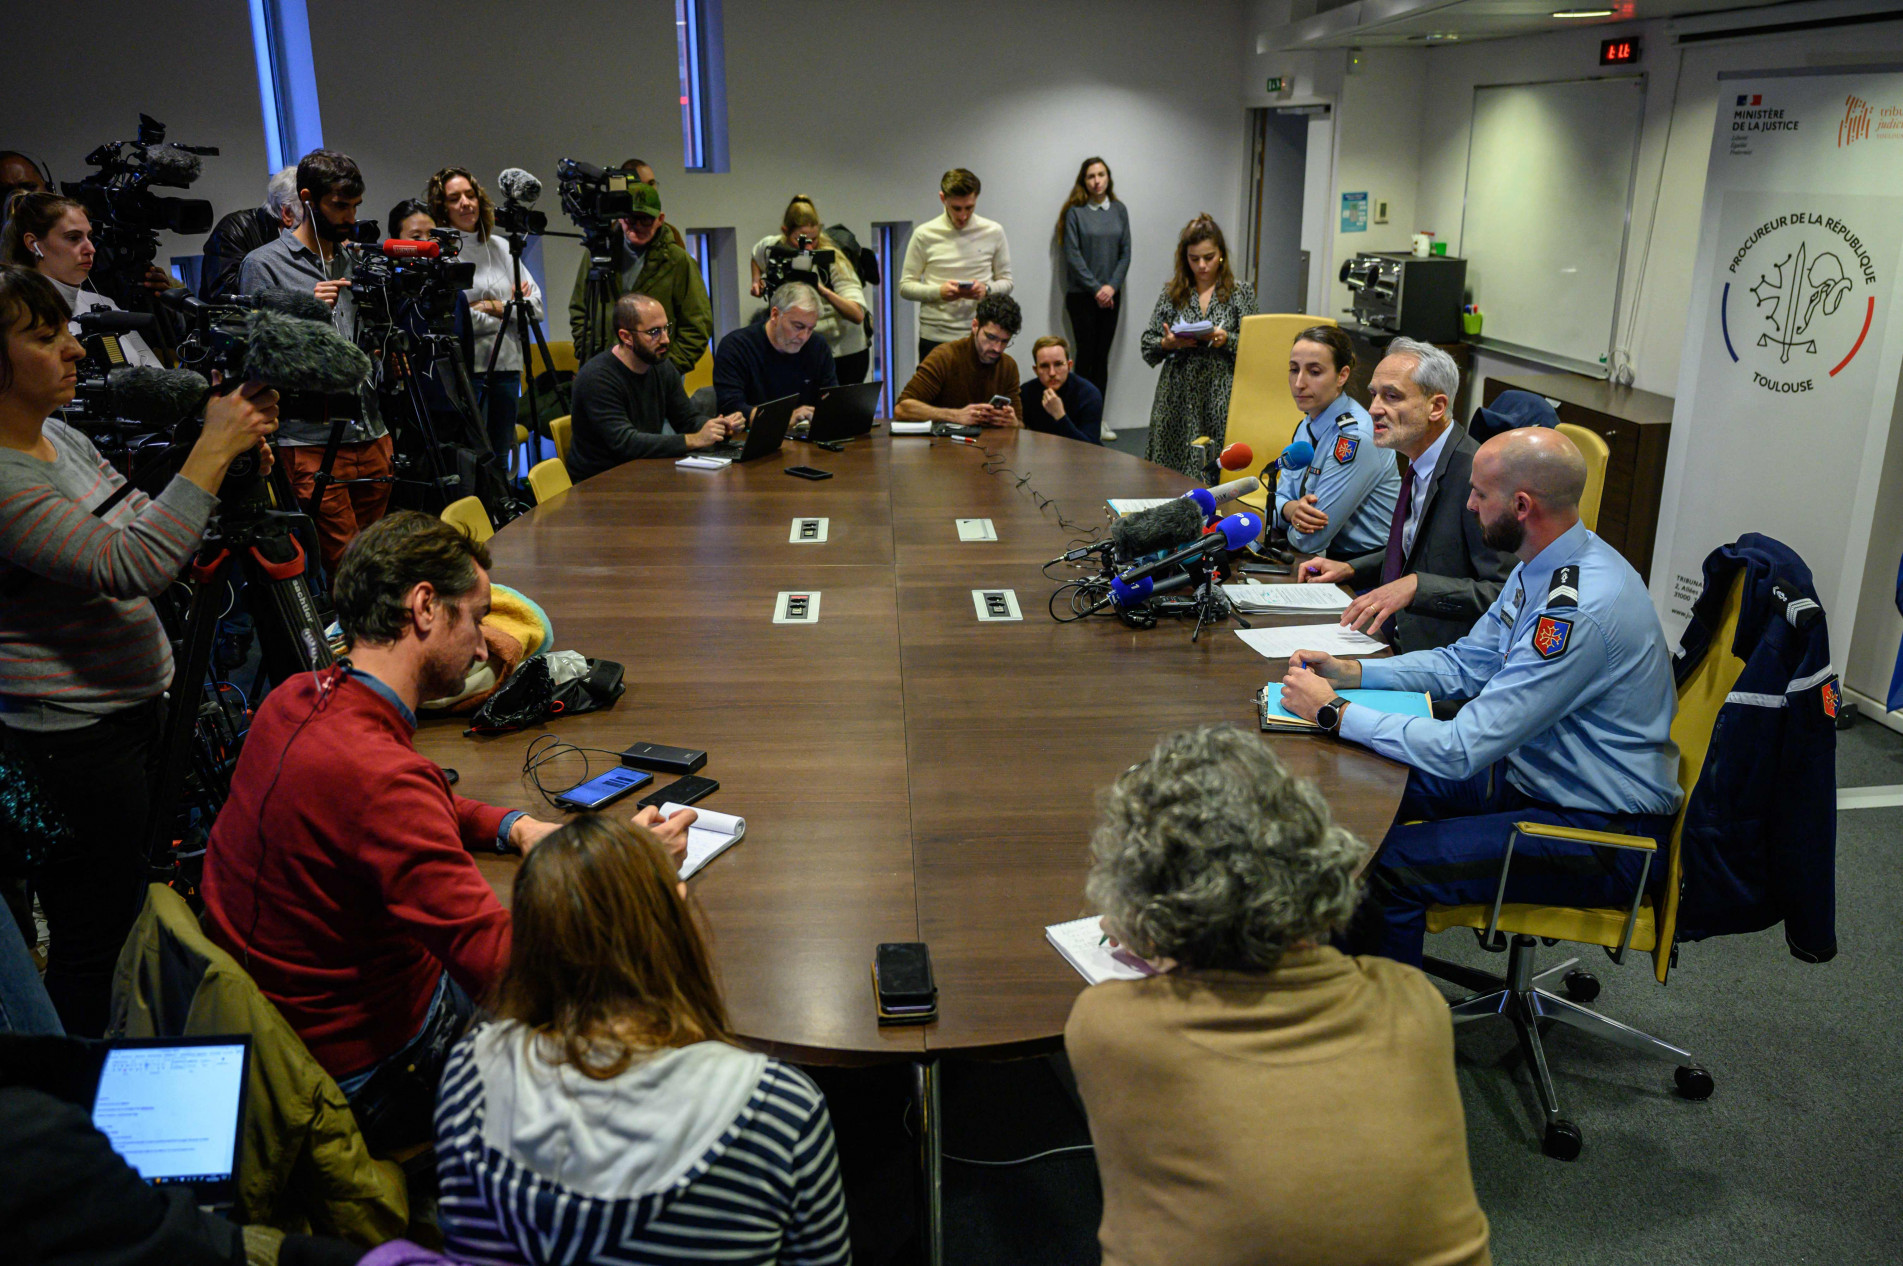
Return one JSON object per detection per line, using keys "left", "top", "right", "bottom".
{"left": 104, "top": 366, "right": 210, "bottom": 426}
{"left": 139, "top": 147, "right": 202, "bottom": 187}
{"left": 498, "top": 167, "right": 542, "bottom": 204}
{"left": 250, "top": 286, "right": 336, "bottom": 323}
{"left": 242, "top": 311, "right": 373, "bottom": 393}
{"left": 1109, "top": 497, "right": 1206, "bottom": 562}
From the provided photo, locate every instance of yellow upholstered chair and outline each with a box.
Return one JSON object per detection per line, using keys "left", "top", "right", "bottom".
{"left": 1422, "top": 571, "right": 1742, "bottom": 1159}
{"left": 1200, "top": 314, "right": 1334, "bottom": 514}
{"left": 520, "top": 339, "right": 578, "bottom": 391}
{"left": 681, "top": 349, "right": 715, "bottom": 397}
{"left": 1555, "top": 422, "right": 1610, "bottom": 532}
{"left": 440, "top": 495, "right": 494, "bottom": 544}
{"left": 527, "top": 457, "right": 572, "bottom": 504}
{"left": 549, "top": 415, "right": 573, "bottom": 465}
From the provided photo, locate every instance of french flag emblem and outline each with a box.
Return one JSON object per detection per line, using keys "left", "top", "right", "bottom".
{"left": 1736, "top": 94, "right": 1762, "bottom": 106}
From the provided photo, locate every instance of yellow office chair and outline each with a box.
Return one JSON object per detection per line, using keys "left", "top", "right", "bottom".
{"left": 549, "top": 415, "right": 573, "bottom": 465}
{"left": 440, "top": 495, "right": 494, "bottom": 544}
{"left": 1422, "top": 571, "right": 1741, "bottom": 1160}
{"left": 1555, "top": 422, "right": 1610, "bottom": 532}
{"left": 681, "top": 349, "right": 715, "bottom": 397}
{"left": 1197, "top": 314, "right": 1334, "bottom": 513}
{"left": 520, "top": 339, "right": 579, "bottom": 391}
{"left": 527, "top": 457, "right": 572, "bottom": 504}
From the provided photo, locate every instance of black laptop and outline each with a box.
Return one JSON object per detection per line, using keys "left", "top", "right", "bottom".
{"left": 805, "top": 379, "right": 883, "bottom": 443}
{"left": 707, "top": 393, "right": 798, "bottom": 461}
{"left": 91, "top": 1034, "right": 253, "bottom": 1211}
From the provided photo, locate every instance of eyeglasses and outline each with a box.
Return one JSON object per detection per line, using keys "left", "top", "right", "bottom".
{"left": 975, "top": 328, "right": 1014, "bottom": 350}
{"left": 638, "top": 322, "right": 673, "bottom": 340}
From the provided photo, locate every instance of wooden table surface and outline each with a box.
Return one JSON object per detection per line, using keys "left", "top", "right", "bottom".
{"left": 413, "top": 430, "right": 1409, "bottom": 1064}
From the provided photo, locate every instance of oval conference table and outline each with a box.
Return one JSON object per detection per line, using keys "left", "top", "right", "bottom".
{"left": 412, "top": 428, "right": 1409, "bottom": 1251}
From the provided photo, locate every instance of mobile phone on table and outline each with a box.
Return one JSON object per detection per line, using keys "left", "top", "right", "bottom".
{"left": 873, "top": 942, "right": 937, "bottom": 1025}
{"left": 635, "top": 774, "right": 719, "bottom": 812}
{"left": 553, "top": 765, "right": 653, "bottom": 812}
{"left": 785, "top": 466, "right": 833, "bottom": 480}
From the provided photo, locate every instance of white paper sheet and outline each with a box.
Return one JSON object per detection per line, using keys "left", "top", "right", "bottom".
{"left": 1235, "top": 623, "right": 1387, "bottom": 659}
{"left": 1045, "top": 916, "right": 1158, "bottom": 984}
{"left": 1222, "top": 583, "right": 1354, "bottom": 613}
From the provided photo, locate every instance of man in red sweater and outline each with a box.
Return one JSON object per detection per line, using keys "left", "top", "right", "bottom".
{"left": 201, "top": 512, "right": 691, "bottom": 1152}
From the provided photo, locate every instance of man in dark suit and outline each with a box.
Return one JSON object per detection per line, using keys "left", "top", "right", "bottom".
{"left": 1298, "top": 337, "right": 1511, "bottom": 651}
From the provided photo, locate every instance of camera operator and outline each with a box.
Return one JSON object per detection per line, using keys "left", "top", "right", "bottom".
{"left": 566, "top": 180, "right": 711, "bottom": 372}
{"left": 2, "top": 192, "right": 163, "bottom": 369}
{"left": 429, "top": 167, "right": 543, "bottom": 465}
{"left": 240, "top": 149, "right": 393, "bottom": 572}
{"left": 0, "top": 265, "right": 278, "bottom": 1036}
{"left": 749, "top": 196, "right": 869, "bottom": 385}
{"left": 199, "top": 165, "right": 302, "bottom": 301}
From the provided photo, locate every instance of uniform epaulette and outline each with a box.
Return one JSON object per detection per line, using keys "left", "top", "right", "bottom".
{"left": 1547, "top": 565, "right": 1580, "bottom": 609}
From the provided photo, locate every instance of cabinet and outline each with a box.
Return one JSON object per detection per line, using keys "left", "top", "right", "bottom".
{"left": 1482, "top": 373, "right": 1674, "bottom": 583}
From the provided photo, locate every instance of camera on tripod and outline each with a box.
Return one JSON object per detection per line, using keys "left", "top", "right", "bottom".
{"left": 494, "top": 199, "right": 546, "bottom": 237}
{"left": 60, "top": 113, "right": 218, "bottom": 294}
{"left": 346, "top": 230, "right": 476, "bottom": 335}
{"left": 762, "top": 244, "right": 836, "bottom": 296}
{"left": 556, "top": 159, "right": 637, "bottom": 235}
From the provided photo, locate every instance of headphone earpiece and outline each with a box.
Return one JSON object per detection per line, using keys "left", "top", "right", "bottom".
{"left": 30, "top": 243, "right": 43, "bottom": 258}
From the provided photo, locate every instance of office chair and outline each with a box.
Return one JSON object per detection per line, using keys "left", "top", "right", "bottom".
{"left": 440, "top": 495, "right": 494, "bottom": 544}
{"left": 549, "top": 414, "right": 573, "bottom": 465}
{"left": 1195, "top": 313, "right": 1333, "bottom": 510}
{"left": 1421, "top": 572, "right": 1742, "bottom": 1160}
{"left": 681, "top": 348, "right": 715, "bottom": 397}
{"left": 1555, "top": 422, "right": 1609, "bottom": 532}
{"left": 527, "top": 457, "right": 572, "bottom": 504}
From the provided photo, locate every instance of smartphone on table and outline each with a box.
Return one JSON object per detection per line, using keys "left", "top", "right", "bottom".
{"left": 553, "top": 765, "right": 653, "bottom": 812}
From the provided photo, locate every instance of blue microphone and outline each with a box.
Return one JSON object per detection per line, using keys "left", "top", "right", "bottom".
{"left": 1121, "top": 511, "right": 1263, "bottom": 586}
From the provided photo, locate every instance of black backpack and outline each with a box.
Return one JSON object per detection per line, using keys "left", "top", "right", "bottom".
{"left": 827, "top": 224, "right": 879, "bottom": 287}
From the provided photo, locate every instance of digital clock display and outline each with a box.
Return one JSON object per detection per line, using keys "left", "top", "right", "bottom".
{"left": 1600, "top": 37, "right": 1640, "bottom": 66}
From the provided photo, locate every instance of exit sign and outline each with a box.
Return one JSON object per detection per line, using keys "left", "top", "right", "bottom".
{"left": 1266, "top": 76, "right": 1287, "bottom": 93}
{"left": 1599, "top": 36, "right": 1640, "bottom": 65}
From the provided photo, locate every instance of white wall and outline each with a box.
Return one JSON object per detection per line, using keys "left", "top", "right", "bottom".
{"left": 3, "top": 0, "right": 273, "bottom": 277}
{"left": 301, "top": 0, "right": 1250, "bottom": 433}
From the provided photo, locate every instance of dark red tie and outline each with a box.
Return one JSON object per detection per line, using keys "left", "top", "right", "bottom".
{"left": 1380, "top": 459, "right": 1414, "bottom": 585}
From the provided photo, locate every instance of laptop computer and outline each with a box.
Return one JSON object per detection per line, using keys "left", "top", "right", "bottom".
{"left": 91, "top": 1035, "right": 252, "bottom": 1211}
{"left": 706, "top": 393, "right": 798, "bottom": 461}
{"left": 806, "top": 379, "right": 883, "bottom": 444}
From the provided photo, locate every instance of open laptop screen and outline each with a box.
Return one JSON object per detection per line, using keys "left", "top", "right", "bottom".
{"left": 91, "top": 1037, "right": 250, "bottom": 1190}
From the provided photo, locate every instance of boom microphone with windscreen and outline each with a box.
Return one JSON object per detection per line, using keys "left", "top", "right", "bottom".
{"left": 1109, "top": 497, "right": 1206, "bottom": 563}
{"left": 498, "top": 168, "right": 543, "bottom": 205}
{"left": 1119, "top": 511, "right": 1263, "bottom": 586}
{"left": 240, "top": 311, "right": 373, "bottom": 393}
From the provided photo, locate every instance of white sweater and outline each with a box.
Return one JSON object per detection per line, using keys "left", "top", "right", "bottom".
{"left": 457, "top": 229, "right": 544, "bottom": 373}
{"left": 898, "top": 211, "right": 1014, "bottom": 342}
{"left": 51, "top": 277, "right": 161, "bottom": 368}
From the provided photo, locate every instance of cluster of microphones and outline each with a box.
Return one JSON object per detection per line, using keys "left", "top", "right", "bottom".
{"left": 1049, "top": 435, "right": 1320, "bottom": 623}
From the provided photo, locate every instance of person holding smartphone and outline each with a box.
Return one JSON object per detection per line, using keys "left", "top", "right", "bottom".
{"left": 0, "top": 265, "right": 279, "bottom": 1036}
{"left": 898, "top": 168, "right": 1014, "bottom": 362}
{"left": 893, "top": 293, "right": 1024, "bottom": 430}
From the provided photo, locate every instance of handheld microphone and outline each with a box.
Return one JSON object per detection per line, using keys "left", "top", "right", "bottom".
{"left": 1120, "top": 511, "right": 1262, "bottom": 586}
{"left": 1183, "top": 475, "right": 1262, "bottom": 521}
{"left": 1085, "top": 568, "right": 1201, "bottom": 615}
{"left": 498, "top": 167, "right": 543, "bottom": 204}
{"left": 1219, "top": 442, "right": 1254, "bottom": 472}
{"left": 1109, "top": 497, "right": 1206, "bottom": 563}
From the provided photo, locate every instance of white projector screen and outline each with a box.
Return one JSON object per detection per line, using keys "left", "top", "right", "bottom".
{"left": 1460, "top": 76, "right": 1646, "bottom": 374}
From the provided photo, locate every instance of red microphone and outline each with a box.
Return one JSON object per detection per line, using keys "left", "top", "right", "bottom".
{"left": 1219, "top": 442, "right": 1254, "bottom": 471}
{"left": 377, "top": 239, "right": 441, "bottom": 258}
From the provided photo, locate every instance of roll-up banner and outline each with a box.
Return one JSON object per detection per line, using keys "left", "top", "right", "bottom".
{"left": 1653, "top": 67, "right": 1903, "bottom": 693}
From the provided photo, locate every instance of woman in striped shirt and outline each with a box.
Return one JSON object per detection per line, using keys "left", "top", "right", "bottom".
{"left": 0, "top": 265, "right": 278, "bottom": 1035}
{"left": 435, "top": 814, "right": 852, "bottom": 1266}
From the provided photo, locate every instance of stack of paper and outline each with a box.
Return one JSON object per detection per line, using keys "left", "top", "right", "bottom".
{"left": 676, "top": 455, "right": 732, "bottom": 471}
{"left": 1222, "top": 583, "right": 1354, "bottom": 615}
{"left": 667, "top": 803, "right": 747, "bottom": 880}
{"left": 1235, "top": 623, "right": 1387, "bottom": 659}
{"left": 1045, "top": 916, "right": 1159, "bottom": 985}
{"left": 1257, "top": 687, "right": 1433, "bottom": 731}
{"left": 1106, "top": 497, "right": 1172, "bottom": 517}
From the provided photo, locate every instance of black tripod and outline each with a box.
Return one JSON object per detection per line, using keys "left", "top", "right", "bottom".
{"left": 479, "top": 226, "right": 571, "bottom": 472}
{"left": 141, "top": 455, "right": 335, "bottom": 875}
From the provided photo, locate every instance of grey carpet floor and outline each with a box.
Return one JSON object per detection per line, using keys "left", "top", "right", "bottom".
{"left": 905, "top": 706, "right": 1903, "bottom": 1265}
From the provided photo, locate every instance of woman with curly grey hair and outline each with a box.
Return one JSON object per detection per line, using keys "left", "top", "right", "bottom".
{"left": 1065, "top": 725, "right": 1491, "bottom": 1266}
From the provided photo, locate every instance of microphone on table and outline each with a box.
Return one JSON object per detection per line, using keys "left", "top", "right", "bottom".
{"left": 1109, "top": 497, "right": 1207, "bottom": 563}
{"left": 1183, "top": 475, "right": 1262, "bottom": 522}
{"left": 1219, "top": 441, "right": 1253, "bottom": 471}
{"left": 1084, "top": 511, "right": 1262, "bottom": 615}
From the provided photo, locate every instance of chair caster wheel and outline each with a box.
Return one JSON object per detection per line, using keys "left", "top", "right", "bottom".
{"left": 1542, "top": 1120, "right": 1582, "bottom": 1161}
{"left": 1674, "top": 1065, "right": 1715, "bottom": 1100}
{"left": 1563, "top": 969, "right": 1600, "bottom": 1003}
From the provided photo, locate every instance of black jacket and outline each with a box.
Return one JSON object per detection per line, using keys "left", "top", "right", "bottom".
{"left": 1348, "top": 426, "right": 1512, "bottom": 651}
{"left": 199, "top": 205, "right": 281, "bottom": 301}
{"left": 1673, "top": 535, "right": 1837, "bottom": 961}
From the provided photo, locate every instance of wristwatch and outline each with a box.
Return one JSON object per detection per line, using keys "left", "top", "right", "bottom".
{"left": 1315, "top": 696, "right": 1350, "bottom": 734}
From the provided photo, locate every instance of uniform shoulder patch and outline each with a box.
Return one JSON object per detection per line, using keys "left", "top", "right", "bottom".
{"left": 1532, "top": 615, "right": 1573, "bottom": 659}
{"left": 1547, "top": 564, "right": 1580, "bottom": 609}
{"left": 1821, "top": 676, "right": 1841, "bottom": 719}
{"left": 1332, "top": 435, "right": 1359, "bottom": 464}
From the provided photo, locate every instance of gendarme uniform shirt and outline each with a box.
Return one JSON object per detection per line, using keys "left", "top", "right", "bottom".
{"left": 1343, "top": 521, "right": 1682, "bottom": 815}
{"left": 1274, "top": 394, "right": 1399, "bottom": 557}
